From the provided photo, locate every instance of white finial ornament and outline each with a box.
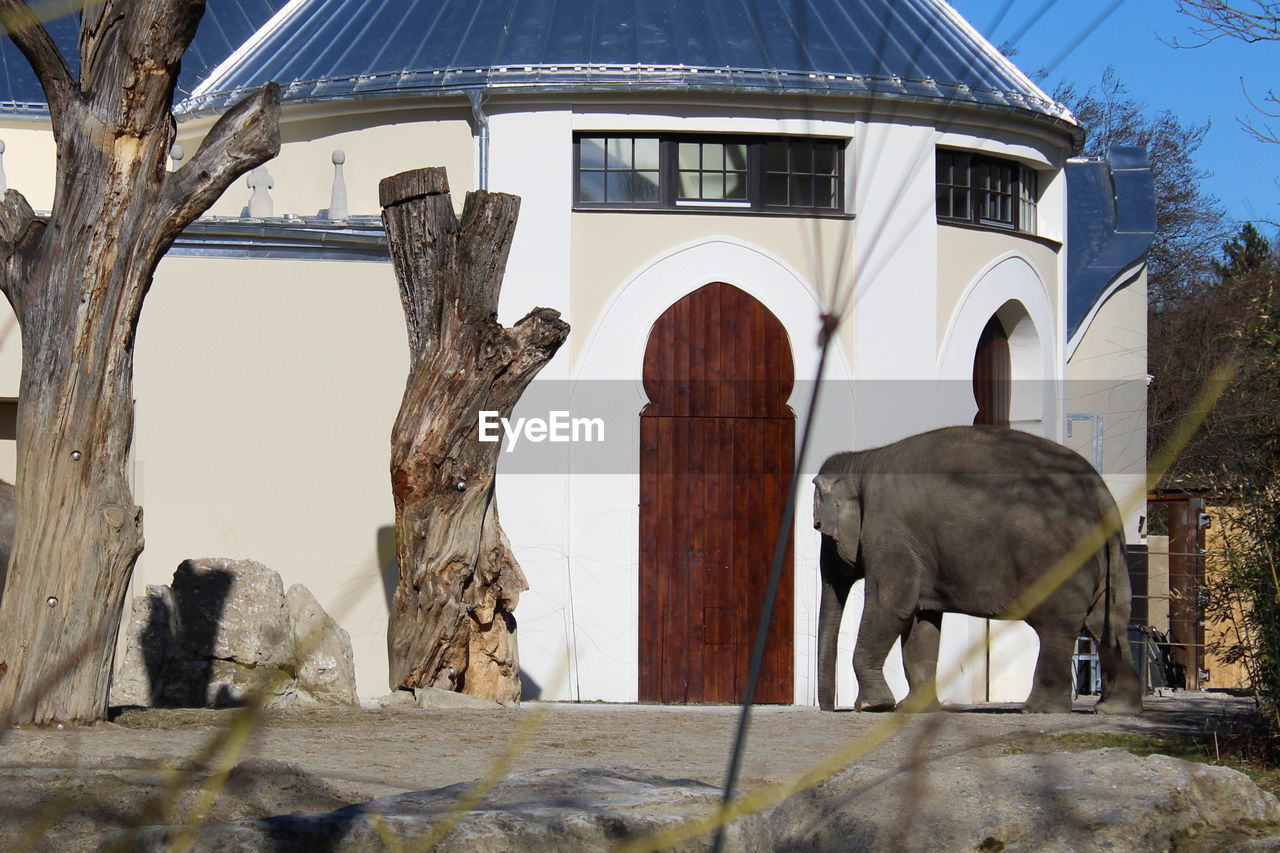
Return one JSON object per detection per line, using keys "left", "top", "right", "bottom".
{"left": 328, "top": 149, "right": 348, "bottom": 220}
{"left": 247, "top": 165, "right": 274, "bottom": 218}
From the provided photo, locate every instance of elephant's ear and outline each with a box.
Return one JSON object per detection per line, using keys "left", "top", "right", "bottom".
{"left": 814, "top": 474, "right": 861, "bottom": 565}
{"left": 813, "top": 474, "right": 839, "bottom": 535}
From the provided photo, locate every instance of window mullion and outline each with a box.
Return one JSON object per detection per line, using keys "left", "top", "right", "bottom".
{"left": 661, "top": 138, "right": 675, "bottom": 207}
{"left": 748, "top": 140, "right": 762, "bottom": 211}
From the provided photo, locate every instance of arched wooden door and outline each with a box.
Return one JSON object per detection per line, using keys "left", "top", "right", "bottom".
{"left": 972, "top": 315, "right": 1011, "bottom": 427}
{"left": 639, "top": 282, "right": 795, "bottom": 703}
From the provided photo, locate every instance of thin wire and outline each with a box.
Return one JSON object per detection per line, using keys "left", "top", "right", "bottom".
{"left": 711, "top": 314, "right": 838, "bottom": 853}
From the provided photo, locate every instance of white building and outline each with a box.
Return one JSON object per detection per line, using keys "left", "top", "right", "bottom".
{"left": 0, "top": 0, "right": 1152, "bottom": 707}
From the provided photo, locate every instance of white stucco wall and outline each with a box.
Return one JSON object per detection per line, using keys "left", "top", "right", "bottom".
{"left": 1066, "top": 270, "right": 1150, "bottom": 541}
{"left": 178, "top": 108, "right": 475, "bottom": 220}
{"left": 133, "top": 254, "right": 407, "bottom": 698}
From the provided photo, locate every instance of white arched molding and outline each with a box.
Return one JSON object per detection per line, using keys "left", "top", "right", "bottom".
{"left": 938, "top": 252, "right": 1058, "bottom": 434}
{"left": 567, "top": 237, "right": 854, "bottom": 705}
{"left": 935, "top": 251, "right": 1059, "bottom": 705}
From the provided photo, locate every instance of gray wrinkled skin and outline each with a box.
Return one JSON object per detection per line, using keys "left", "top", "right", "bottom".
{"left": 813, "top": 426, "right": 1143, "bottom": 715}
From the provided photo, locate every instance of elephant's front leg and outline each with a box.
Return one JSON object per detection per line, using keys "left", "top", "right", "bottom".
{"left": 899, "top": 610, "right": 942, "bottom": 712}
{"left": 852, "top": 582, "right": 911, "bottom": 712}
{"left": 817, "top": 536, "right": 853, "bottom": 711}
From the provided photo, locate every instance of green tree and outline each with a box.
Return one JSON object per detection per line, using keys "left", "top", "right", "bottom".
{"left": 1215, "top": 222, "right": 1276, "bottom": 280}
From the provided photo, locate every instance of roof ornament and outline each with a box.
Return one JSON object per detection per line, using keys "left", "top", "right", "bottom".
{"left": 328, "top": 150, "right": 349, "bottom": 220}
{"left": 0, "top": 140, "right": 6, "bottom": 195}
{"left": 169, "top": 143, "right": 185, "bottom": 171}
{"left": 246, "top": 165, "right": 274, "bottom": 218}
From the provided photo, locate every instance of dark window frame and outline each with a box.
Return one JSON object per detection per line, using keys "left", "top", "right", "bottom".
{"left": 574, "top": 133, "right": 846, "bottom": 215}
{"left": 936, "top": 148, "right": 1038, "bottom": 234}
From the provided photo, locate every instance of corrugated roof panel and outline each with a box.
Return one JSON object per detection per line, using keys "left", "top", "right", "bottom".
{"left": 175, "top": 0, "right": 1075, "bottom": 132}
{"left": 0, "top": 1, "right": 290, "bottom": 113}
{"left": 178, "top": 0, "right": 294, "bottom": 98}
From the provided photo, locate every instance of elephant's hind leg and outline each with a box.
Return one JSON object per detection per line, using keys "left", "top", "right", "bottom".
{"left": 1023, "top": 625, "right": 1076, "bottom": 713}
{"left": 899, "top": 610, "right": 942, "bottom": 712}
{"left": 1087, "top": 604, "right": 1144, "bottom": 715}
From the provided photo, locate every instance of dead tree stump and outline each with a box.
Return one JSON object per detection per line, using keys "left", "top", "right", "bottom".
{"left": 0, "top": 0, "right": 280, "bottom": 725}
{"left": 380, "top": 168, "right": 568, "bottom": 704}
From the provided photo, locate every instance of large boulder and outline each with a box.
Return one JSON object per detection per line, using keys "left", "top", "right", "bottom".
{"left": 100, "top": 750, "right": 1280, "bottom": 851}
{"left": 770, "top": 747, "right": 1280, "bottom": 851}
{"left": 101, "top": 767, "right": 772, "bottom": 852}
{"left": 111, "top": 558, "right": 357, "bottom": 709}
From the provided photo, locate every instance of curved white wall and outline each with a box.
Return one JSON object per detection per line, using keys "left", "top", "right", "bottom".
{"left": 519, "top": 237, "right": 856, "bottom": 703}
{"left": 935, "top": 251, "right": 1059, "bottom": 704}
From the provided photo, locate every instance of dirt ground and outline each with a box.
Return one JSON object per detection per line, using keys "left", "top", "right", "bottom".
{"left": 0, "top": 692, "right": 1261, "bottom": 850}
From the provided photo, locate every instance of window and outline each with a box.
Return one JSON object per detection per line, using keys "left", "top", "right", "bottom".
{"left": 678, "top": 140, "right": 749, "bottom": 205}
{"left": 575, "top": 134, "right": 845, "bottom": 213}
{"left": 578, "top": 137, "right": 661, "bottom": 204}
{"left": 936, "top": 149, "right": 1038, "bottom": 234}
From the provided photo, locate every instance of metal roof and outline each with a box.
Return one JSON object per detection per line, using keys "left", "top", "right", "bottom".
{"left": 1065, "top": 146, "right": 1156, "bottom": 345}
{"left": 0, "top": 1, "right": 291, "bottom": 115}
{"left": 176, "top": 0, "right": 1076, "bottom": 133}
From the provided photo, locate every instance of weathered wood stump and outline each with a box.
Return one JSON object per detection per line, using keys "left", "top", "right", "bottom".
{"left": 380, "top": 168, "right": 568, "bottom": 704}
{"left": 0, "top": 0, "right": 280, "bottom": 725}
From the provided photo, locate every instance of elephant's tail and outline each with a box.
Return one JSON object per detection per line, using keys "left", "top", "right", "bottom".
{"left": 1086, "top": 522, "right": 1145, "bottom": 712}
{"left": 1085, "top": 526, "right": 1132, "bottom": 655}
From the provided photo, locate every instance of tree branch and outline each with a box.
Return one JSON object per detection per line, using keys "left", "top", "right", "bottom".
{"left": 0, "top": 188, "right": 42, "bottom": 310}
{"left": 150, "top": 82, "right": 281, "bottom": 249}
{"left": 1173, "top": 0, "right": 1280, "bottom": 45}
{"left": 0, "top": 0, "right": 75, "bottom": 126}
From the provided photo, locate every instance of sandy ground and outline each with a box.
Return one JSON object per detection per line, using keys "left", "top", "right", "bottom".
{"left": 0, "top": 692, "right": 1258, "bottom": 850}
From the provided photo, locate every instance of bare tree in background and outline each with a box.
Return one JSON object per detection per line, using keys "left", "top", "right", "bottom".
{"left": 0, "top": 1, "right": 280, "bottom": 725}
{"left": 1175, "top": 0, "right": 1280, "bottom": 143}
{"left": 1056, "top": 68, "right": 1228, "bottom": 306}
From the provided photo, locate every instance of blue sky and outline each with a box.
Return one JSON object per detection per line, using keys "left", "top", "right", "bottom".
{"left": 949, "top": 0, "right": 1280, "bottom": 233}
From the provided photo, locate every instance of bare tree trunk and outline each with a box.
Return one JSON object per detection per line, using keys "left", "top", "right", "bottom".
{"left": 0, "top": 0, "right": 279, "bottom": 725}
{"left": 380, "top": 168, "right": 568, "bottom": 704}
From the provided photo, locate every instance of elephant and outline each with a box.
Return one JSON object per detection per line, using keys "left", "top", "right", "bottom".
{"left": 813, "top": 426, "right": 1142, "bottom": 715}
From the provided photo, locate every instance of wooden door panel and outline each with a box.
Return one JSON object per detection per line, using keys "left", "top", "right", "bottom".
{"left": 973, "top": 315, "right": 1011, "bottom": 427}
{"left": 639, "top": 283, "right": 795, "bottom": 704}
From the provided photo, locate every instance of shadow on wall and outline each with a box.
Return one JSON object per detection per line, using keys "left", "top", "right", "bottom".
{"left": 377, "top": 525, "right": 397, "bottom": 613}
{"left": 141, "top": 566, "right": 234, "bottom": 707}
{"left": 520, "top": 667, "right": 542, "bottom": 701}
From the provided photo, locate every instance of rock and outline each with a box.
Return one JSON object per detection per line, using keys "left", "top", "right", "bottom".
{"left": 377, "top": 690, "right": 418, "bottom": 709}
{"left": 100, "top": 767, "right": 771, "bottom": 852}
{"left": 91, "top": 749, "right": 1280, "bottom": 852}
{"left": 109, "top": 585, "right": 175, "bottom": 707}
{"left": 769, "top": 747, "right": 1280, "bottom": 852}
{"left": 288, "top": 584, "right": 358, "bottom": 707}
{"left": 413, "top": 685, "right": 503, "bottom": 710}
{"left": 110, "top": 559, "right": 358, "bottom": 709}
{"left": 171, "top": 558, "right": 293, "bottom": 666}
